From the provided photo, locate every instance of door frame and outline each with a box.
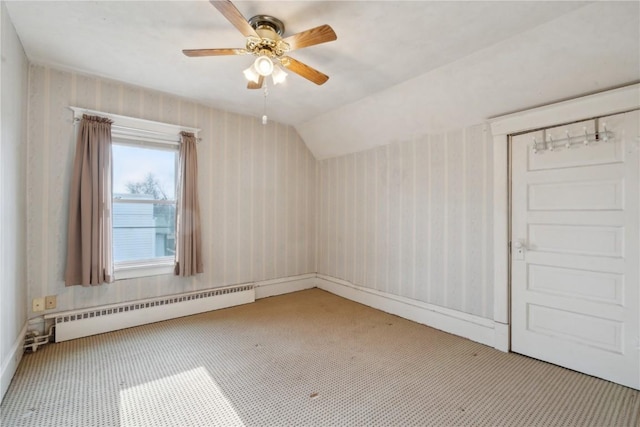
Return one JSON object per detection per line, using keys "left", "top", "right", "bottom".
{"left": 488, "top": 83, "right": 639, "bottom": 352}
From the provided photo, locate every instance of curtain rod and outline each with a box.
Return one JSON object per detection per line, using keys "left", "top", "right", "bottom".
{"left": 72, "top": 117, "right": 201, "bottom": 143}
{"left": 69, "top": 106, "right": 201, "bottom": 142}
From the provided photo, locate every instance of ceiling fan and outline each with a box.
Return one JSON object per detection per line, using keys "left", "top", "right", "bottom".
{"left": 183, "top": 0, "right": 337, "bottom": 89}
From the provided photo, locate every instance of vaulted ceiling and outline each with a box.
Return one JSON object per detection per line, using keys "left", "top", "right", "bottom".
{"left": 6, "top": 1, "right": 639, "bottom": 159}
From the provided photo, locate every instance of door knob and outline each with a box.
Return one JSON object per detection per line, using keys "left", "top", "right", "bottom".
{"left": 513, "top": 240, "right": 526, "bottom": 260}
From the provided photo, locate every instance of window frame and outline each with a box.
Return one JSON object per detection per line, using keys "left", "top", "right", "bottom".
{"left": 70, "top": 107, "right": 200, "bottom": 281}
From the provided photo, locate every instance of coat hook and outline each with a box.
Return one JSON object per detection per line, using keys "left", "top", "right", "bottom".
{"left": 565, "top": 130, "right": 571, "bottom": 149}
{"left": 547, "top": 134, "right": 554, "bottom": 151}
{"left": 602, "top": 123, "right": 609, "bottom": 142}
{"left": 583, "top": 126, "right": 589, "bottom": 145}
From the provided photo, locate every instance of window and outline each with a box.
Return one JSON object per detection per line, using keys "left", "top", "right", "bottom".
{"left": 112, "top": 142, "right": 177, "bottom": 275}
{"left": 70, "top": 107, "right": 200, "bottom": 280}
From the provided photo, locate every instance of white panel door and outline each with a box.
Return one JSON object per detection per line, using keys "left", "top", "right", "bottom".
{"left": 511, "top": 110, "right": 639, "bottom": 389}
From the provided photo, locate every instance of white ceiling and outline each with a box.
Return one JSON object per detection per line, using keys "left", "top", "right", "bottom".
{"left": 6, "top": 1, "right": 640, "bottom": 159}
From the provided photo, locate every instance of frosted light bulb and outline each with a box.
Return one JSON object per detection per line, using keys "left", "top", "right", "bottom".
{"left": 254, "top": 56, "right": 274, "bottom": 76}
{"left": 262, "top": 115, "right": 268, "bottom": 125}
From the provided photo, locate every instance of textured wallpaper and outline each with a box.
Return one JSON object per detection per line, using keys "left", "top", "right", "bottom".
{"left": 317, "top": 125, "right": 494, "bottom": 318}
{"left": 26, "top": 63, "right": 495, "bottom": 321}
{"left": 1, "top": 2, "right": 29, "bottom": 391}
{"left": 26, "top": 65, "right": 317, "bottom": 314}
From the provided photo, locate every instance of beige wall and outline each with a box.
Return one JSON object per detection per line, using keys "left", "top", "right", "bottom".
{"left": 317, "top": 125, "right": 494, "bottom": 318}
{"left": 26, "top": 65, "right": 317, "bottom": 315}
{"left": 1, "top": 2, "right": 29, "bottom": 400}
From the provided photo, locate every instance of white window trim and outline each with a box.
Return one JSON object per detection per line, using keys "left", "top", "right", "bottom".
{"left": 115, "top": 258, "right": 176, "bottom": 280}
{"left": 71, "top": 106, "right": 200, "bottom": 280}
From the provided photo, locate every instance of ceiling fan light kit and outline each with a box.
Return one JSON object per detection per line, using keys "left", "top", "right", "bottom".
{"left": 183, "top": 0, "right": 337, "bottom": 90}
{"left": 243, "top": 56, "right": 287, "bottom": 86}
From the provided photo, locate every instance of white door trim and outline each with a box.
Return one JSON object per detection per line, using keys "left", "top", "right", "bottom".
{"left": 489, "top": 83, "right": 640, "bottom": 352}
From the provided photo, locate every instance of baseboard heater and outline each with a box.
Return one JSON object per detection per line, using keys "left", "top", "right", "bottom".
{"left": 48, "top": 284, "right": 255, "bottom": 342}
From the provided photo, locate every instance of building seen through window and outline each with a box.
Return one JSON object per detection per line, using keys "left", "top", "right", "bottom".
{"left": 112, "top": 143, "right": 177, "bottom": 265}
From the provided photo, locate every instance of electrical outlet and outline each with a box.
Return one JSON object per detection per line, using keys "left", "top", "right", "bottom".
{"left": 32, "top": 298, "right": 45, "bottom": 312}
{"left": 45, "top": 295, "right": 57, "bottom": 310}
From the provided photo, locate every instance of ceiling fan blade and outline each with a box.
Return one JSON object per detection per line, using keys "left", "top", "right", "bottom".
{"left": 182, "top": 48, "right": 246, "bottom": 57}
{"left": 247, "top": 75, "right": 264, "bottom": 90}
{"left": 280, "top": 56, "right": 329, "bottom": 85}
{"left": 281, "top": 25, "right": 337, "bottom": 51}
{"left": 210, "top": 0, "right": 258, "bottom": 38}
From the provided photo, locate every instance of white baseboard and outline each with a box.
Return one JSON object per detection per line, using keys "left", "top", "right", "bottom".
{"left": 316, "top": 275, "right": 499, "bottom": 348}
{"left": 1, "top": 322, "right": 27, "bottom": 403}
{"left": 255, "top": 274, "right": 316, "bottom": 299}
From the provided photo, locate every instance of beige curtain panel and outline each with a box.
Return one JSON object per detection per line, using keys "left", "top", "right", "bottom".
{"left": 64, "top": 115, "right": 114, "bottom": 286}
{"left": 174, "top": 131, "right": 203, "bottom": 276}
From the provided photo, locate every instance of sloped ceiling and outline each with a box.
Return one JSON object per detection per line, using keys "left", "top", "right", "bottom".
{"left": 5, "top": 1, "right": 639, "bottom": 159}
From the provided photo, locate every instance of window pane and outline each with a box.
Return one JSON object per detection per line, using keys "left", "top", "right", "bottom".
{"left": 112, "top": 201, "right": 176, "bottom": 263}
{"left": 112, "top": 144, "right": 176, "bottom": 200}
{"left": 112, "top": 143, "right": 177, "bottom": 265}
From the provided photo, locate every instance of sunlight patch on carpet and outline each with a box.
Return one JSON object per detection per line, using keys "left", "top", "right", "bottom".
{"left": 119, "top": 367, "right": 244, "bottom": 426}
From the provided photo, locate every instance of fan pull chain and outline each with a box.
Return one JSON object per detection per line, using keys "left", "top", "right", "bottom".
{"left": 262, "top": 84, "right": 269, "bottom": 125}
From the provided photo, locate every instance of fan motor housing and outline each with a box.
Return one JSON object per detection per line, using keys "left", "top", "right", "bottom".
{"left": 246, "top": 15, "right": 289, "bottom": 57}
{"left": 248, "top": 15, "right": 285, "bottom": 36}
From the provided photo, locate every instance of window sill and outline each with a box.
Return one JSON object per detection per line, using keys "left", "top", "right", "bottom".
{"left": 114, "top": 260, "right": 175, "bottom": 280}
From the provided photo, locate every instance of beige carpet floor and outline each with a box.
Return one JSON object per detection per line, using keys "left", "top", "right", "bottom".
{"left": 1, "top": 288, "right": 638, "bottom": 426}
